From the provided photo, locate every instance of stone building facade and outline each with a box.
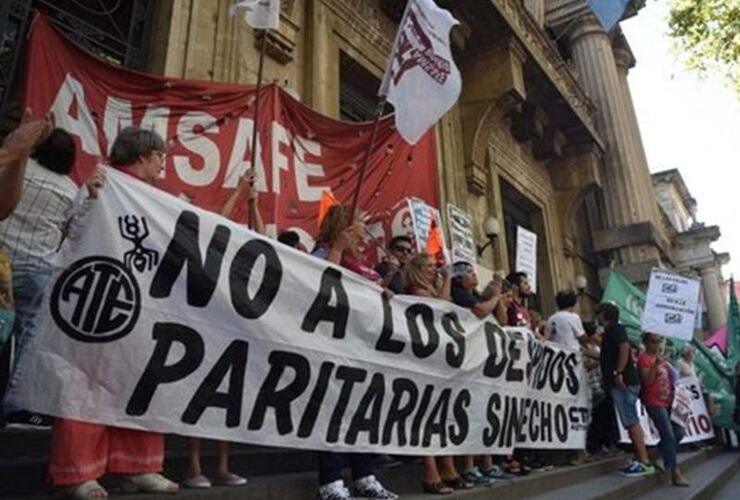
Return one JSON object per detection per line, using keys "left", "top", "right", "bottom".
{"left": 144, "top": 0, "right": 616, "bottom": 316}
{"left": 0, "top": 0, "right": 729, "bottom": 321}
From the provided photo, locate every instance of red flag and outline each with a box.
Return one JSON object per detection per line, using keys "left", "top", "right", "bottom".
{"left": 317, "top": 190, "right": 339, "bottom": 228}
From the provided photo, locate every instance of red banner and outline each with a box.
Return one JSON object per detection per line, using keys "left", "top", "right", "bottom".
{"left": 22, "top": 14, "right": 439, "bottom": 248}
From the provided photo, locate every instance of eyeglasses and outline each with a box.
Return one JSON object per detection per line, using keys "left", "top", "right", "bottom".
{"left": 393, "top": 246, "right": 414, "bottom": 254}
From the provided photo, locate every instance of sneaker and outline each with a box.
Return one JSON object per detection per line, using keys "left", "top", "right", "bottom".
{"left": 352, "top": 475, "right": 398, "bottom": 499}
{"left": 620, "top": 461, "right": 656, "bottom": 477}
{"left": 481, "top": 465, "right": 515, "bottom": 481}
{"left": 462, "top": 467, "right": 496, "bottom": 486}
{"left": 4, "top": 410, "right": 53, "bottom": 429}
{"left": 317, "top": 480, "right": 352, "bottom": 500}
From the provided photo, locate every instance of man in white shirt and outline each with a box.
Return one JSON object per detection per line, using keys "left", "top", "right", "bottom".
{"left": 0, "top": 128, "right": 93, "bottom": 427}
{"left": 546, "top": 289, "right": 586, "bottom": 351}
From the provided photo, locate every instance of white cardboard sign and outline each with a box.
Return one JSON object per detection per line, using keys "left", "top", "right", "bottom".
{"left": 446, "top": 204, "right": 476, "bottom": 266}
{"left": 642, "top": 269, "right": 701, "bottom": 341}
{"left": 515, "top": 226, "right": 537, "bottom": 293}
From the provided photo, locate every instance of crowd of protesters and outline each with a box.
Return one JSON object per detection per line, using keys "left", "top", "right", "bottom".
{"left": 0, "top": 120, "right": 713, "bottom": 499}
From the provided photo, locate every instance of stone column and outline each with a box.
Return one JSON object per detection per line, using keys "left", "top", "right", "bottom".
{"left": 612, "top": 43, "right": 664, "bottom": 231}
{"left": 568, "top": 14, "right": 658, "bottom": 264}
{"left": 700, "top": 266, "right": 727, "bottom": 332}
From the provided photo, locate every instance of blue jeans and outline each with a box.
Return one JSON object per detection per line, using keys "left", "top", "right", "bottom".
{"left": 646, "top": 405, "right": 683, "bottom": 470}
{"left": 2, "top": 269, "right": 52, "bottom": 414}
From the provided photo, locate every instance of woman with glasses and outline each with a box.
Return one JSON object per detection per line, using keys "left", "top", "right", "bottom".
{"left": 375, "top": 235, "right": 415, "bottom": 294}
{"left": 49, "top": 127, "right": 178, "bottom": 499}
{"left": 403, "top": 254, "right": 473, "bottom": 495}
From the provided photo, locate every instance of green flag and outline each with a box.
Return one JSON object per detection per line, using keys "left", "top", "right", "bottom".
{"left": 600, "top": 270, "right": 738, "bottom": 430}
{"left": 727, "top": 278, "right": 740, "bottom": 368}
{"left": 600, "top": 270, "right": 644, "bottom": 343}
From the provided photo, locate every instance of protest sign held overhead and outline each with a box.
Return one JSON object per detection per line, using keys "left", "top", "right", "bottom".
{"left": 379, "top": 0, "right": 462, "bottom": 144}
{"left": 447, "top": 204, "right": 476, "bottom": 266}
{"left": 602, "top": 270, "right": 739, "bottom": 432}
{"left": 516, "top": 226, "right": 538, "bottom": 294}
{"left": 642, "top": 269, "right": 701, "bottom": 341}
{"left": 229, "top": 0, "right": 281, "bottom": 30}
{"left": 7, "top": 170, "right": 590, "bottom": 455}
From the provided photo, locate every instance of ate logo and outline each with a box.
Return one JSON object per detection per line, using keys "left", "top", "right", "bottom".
{"left": 392, "top": 6, "right": 452, "bottom": 86}
{"left": 51, "top": 256, "right": 141, "bottom": 343}
{"left": 51, "top": 214, "right": 158, "bottom": 342}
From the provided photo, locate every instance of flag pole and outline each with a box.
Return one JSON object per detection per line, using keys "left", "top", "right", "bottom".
{"left": 247, "top": 29, "right": 268, "bottom": 230}
{"left": 348, "top": 97, "right": 386, "bottom": 223}
{"left": 348, "top": 0, "right": 411, "bottom": 223}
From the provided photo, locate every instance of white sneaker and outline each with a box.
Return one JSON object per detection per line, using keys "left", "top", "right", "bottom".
{"left": 352, "top": 475, "right": 398, "bottom": 499}
{"left": 317, "top": 479, "right": 352, "bottom": 500}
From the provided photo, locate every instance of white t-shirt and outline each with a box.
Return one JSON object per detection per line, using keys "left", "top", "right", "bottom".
{"left": 547, "top": 310, "right": 584, "bottom": 351}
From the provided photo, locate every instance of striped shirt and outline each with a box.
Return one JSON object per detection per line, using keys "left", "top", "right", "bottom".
{"left": 0, "top": 159, "right": 81, "bottom": 272}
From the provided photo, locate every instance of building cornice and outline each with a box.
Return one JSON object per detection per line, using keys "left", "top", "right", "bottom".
{"left": 489, "top": 0, "right": 603, "bottom": 151}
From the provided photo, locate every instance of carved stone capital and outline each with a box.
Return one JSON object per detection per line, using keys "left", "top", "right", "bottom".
{"left": 612, "top": 32, "right": 636, "bottom": 72}
{"left": 568, "top": 12, "right": 607, "bottom": 45}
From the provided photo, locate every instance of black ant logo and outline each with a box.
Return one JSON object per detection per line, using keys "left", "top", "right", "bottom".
{"left": 118, "top": 215, "right": 159, "bottom": 273}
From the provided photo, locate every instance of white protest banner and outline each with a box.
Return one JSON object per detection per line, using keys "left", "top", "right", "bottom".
{"left": 8, "top": 170, "right": 589, "bottom": 455}
{"left": 676, "top": 376, "right": 715, "bottom": 442}
{"left": 617, "top": 376, "right": 714, "bottom": 445}
{"left": 515, "top": 226, "right": 537, "bottom": 293}
{"left": 446, "top": 204, "right": 476, "bottom": 265}
{"left": 642, "top": 269, "right": 701, "bottom": 341}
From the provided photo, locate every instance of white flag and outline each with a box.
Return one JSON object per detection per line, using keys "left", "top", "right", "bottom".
{"left": 229, "top": 0, "right": 280, "bottom": 30}
{"left": 379, "top": 0, "right": 461, "bottom": 145}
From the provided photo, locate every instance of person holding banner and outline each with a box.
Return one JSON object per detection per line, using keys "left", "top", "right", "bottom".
{"left": 312, "top": 204, "right": 397, "bottom": 500}
{"left": 182, "top": 171, "right": 258, "bottom": 489}
{"left": 49, "top": 127, "right": 178, "bottom": 499}
{"left": 220, "top": 167, "right": 264, "bottom": 235}
{"left": 448, "top": 262, "right": 516, "bottom": 484}
{"left": 596, "top": 303, "right": 655, "bottom": 478}
{"left": 376, "top": 235, "right": 415, "bottom": 294}
{"left": 637, "top": 333, "right": 690, "bottom": 486}
{"left": 1, "top": 128, "right": 99, "bottom": 428}
{"left": 506, "top": 272, "right": 535, "bottom": 333}
{"left": 403, "top": 254, "right": 476, "bottom": 493}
